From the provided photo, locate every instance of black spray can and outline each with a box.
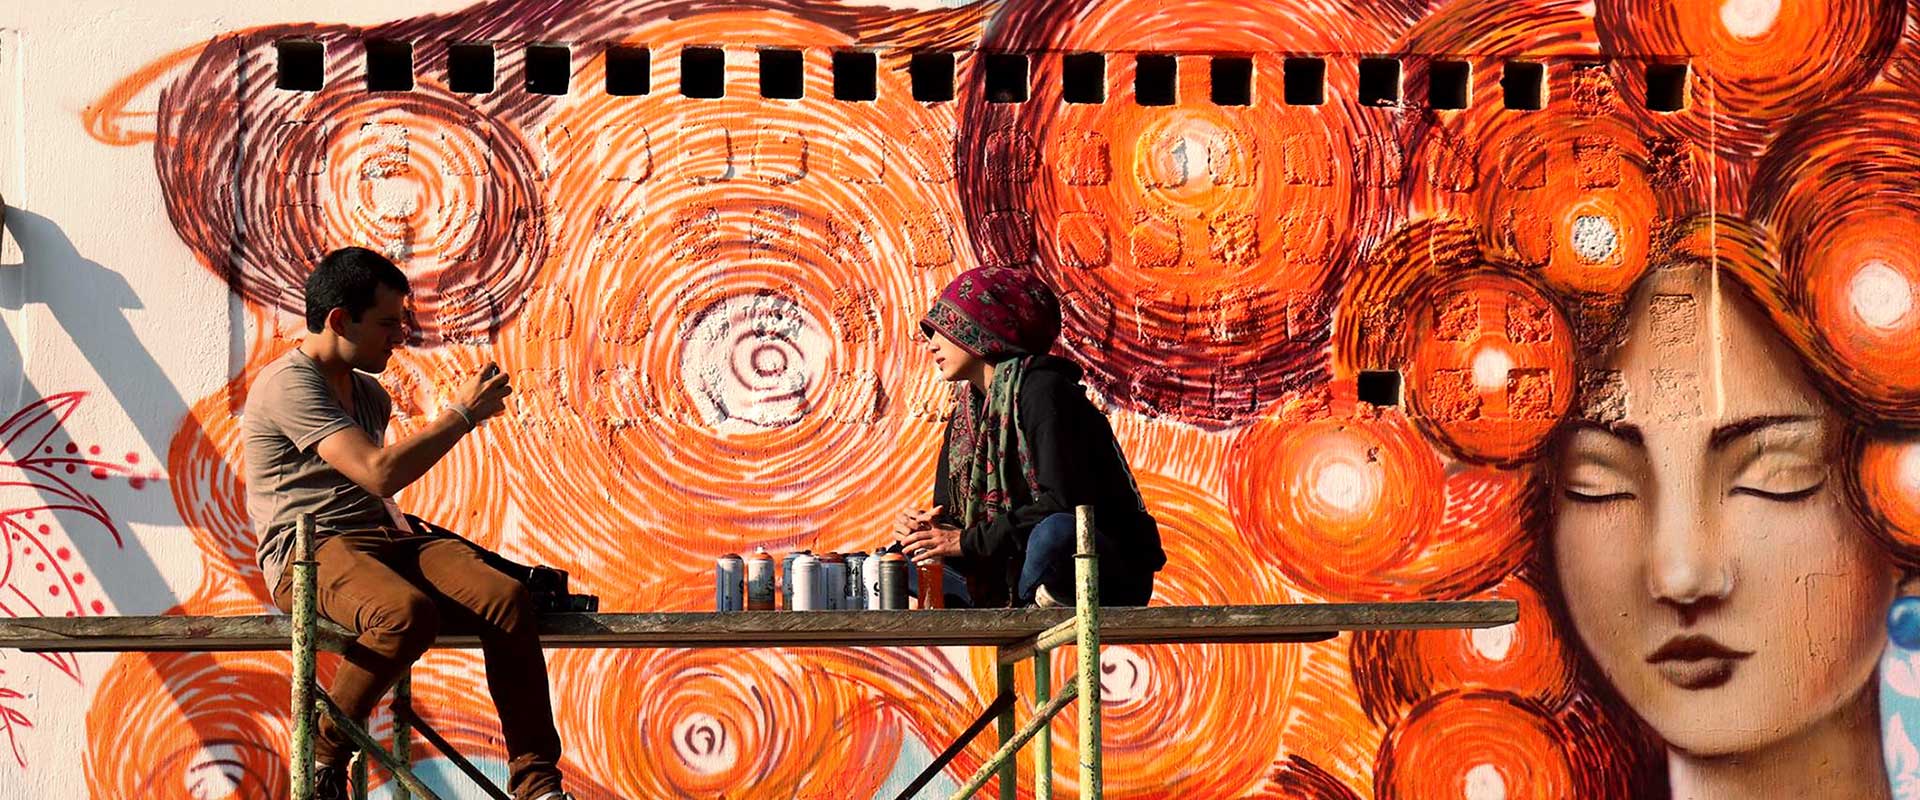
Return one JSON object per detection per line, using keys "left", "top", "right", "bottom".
{"left": 878, "top": 553, "right": 909, "bottom": 610}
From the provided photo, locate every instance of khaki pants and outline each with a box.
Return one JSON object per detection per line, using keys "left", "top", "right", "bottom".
{"left": 274, "top": 526, "right": 563, "bottom": 799}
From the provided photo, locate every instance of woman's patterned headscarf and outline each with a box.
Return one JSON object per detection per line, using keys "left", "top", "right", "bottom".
{"left": 919, "top": 267, "right": 1063, "bottom": 535}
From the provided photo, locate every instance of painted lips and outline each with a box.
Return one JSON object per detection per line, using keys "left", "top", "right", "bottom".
{"left": 1647, "top": 634, "right": 1754, "bottom": 690}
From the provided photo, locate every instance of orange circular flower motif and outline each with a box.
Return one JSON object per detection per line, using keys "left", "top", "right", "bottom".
{"left": 1463, "top": 113, "right": 1669, "bottom": 299}
{"left": 954, "top": 473, "right": 1302, "bottom": 798}
{"left": 1595, "top": 0, "right": 1901, "bottom": 159}
{"left": 1229, "top": 413, "right": 1444, "bottom": 600}
{"left": 1753, "top": 91, "right": 1920, "bottom": 421}
{"left": 1353, "top": 573, "right": 1575, "bottom": 724}
{"left": 87, "top": 647, "right": 296, "bottom": 798}
{"left": 1374, "top": 689, "right": 1577, "bottom": 800}
{"left": 1796, "top": 229, "right": 1920, "bottom": 399}
{"left": 1394, "top": 0, "right": 1715, "bottom": 293}
{"left": 957, "top": 0, "right": 1407, "bottom": 422}
{"left": 1853, "top": 430, "right": 1920, "bottom": 558}
{"left": 1405, "top": 272, "right": 1575, "bottom": 466}
{"left": 156, "top": 71, "right": 547, "bottom": 346}
{"left": 550, "top": 647, "right": 898, "bottom": 800}
{"left": 478, "top": 11, "right": 959, "bottom": 586}
{"left": 1331, "top": 217, "right": 1482, "bottom": 383}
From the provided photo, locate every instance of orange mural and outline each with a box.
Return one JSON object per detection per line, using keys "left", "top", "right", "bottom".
{"left": 30, "top": 0, "right": 1920, "bottom": 797}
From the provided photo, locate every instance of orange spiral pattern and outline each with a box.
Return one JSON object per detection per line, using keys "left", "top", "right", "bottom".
{"left": 479, "top": 13, "right": 963, "bottom": 605}
{"left": 1373, "top": 689, "right": 1577, "bottom": 800}
{"left": 87, "top": 0, "right": 1920, "bottom": 793}
{"left": 84, "top": 589, "right": 298, "bottom": 799}
{"left": 1404, "top": 271, "right": 1577, "bottom": 466}
{"left": 961, "top": 0, "right": 1409, "bottom": 422}
{"left": 1351, "top": 573, "right": 1575, "bottom": 725}
{"left": 1556, "top": 689, "right": 1667, "bottom": 798}
{"left": 1228, "top": 411, "right": 1444, "bottom": 601}
{"left": 154, "top": 35, "right": 549, "bottom": 345}
{"left": 1398, "top": 0, "right": 1718, "bottom": 291}
{"left": 1332, "top": 216, "right": 1478, "bottom": 380}
{"left": 1852, "top": 430, "right": 1920, "bottom": 560}
{"left": 1333, "top": 218, "right": 1581, "bottom": 465}
{"left": 1752, "top": 91, "right": 1920, "bottom": 423}
{"left": 1594, "top": 0, "right": 1901, "bottom": 159}
{"left": 1419, "top": 463, "right": 1537, "bottom": 598}
{"left": 953, "top": 472, "right": 1301, "bottom": 798}
{"left": 550, "top": 646, "right": 898, "bottom": 799}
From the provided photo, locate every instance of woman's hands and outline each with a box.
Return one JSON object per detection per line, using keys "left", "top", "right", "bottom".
{"left": 895, "top": 505, "right": 963, "bottom": 565}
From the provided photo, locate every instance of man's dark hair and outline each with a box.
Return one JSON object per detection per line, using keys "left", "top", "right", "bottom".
{"left": 305, "top": 247, "right": 411, "bottom": 333}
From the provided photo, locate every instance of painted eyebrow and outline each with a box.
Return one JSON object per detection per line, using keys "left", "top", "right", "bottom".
{"left": 1707, "top": 414, "right": 1817, "bottom": 451}
{"left": 1568, "top": 418, "right": 1644, "bottom": 447}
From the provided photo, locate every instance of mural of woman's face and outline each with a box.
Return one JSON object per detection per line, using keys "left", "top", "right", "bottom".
{"left": 1551, "top": 267, "right": 1899, "bottom": 757}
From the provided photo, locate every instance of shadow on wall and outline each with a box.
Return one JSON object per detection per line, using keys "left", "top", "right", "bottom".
{"left": 0, "top": 203, "right": 182, "bottom": 614}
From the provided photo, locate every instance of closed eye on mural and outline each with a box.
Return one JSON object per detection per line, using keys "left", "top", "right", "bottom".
{"left": 270, "top": 38, "right": 1690, "bottom": 112}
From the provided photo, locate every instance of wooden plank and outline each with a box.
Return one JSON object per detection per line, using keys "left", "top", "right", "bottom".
{"left": 0, "top": 600, "right": 1516, "bottom": 653}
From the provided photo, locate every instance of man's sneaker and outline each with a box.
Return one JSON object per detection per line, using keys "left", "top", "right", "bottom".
{"left": 311, "top": 762, "right": 349, "bottom": 800}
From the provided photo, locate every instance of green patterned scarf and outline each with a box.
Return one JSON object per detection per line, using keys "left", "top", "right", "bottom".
{"left": 948, "top": 356, "right": 1039, "bottom": 531}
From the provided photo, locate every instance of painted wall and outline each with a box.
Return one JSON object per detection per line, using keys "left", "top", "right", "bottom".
{"left": 4, "top": 0, "right": 1920, "bottom": 797}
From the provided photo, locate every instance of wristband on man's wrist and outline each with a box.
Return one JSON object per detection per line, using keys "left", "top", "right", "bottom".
{"left": 447, "top": 402, "right": 477, "bottom": 430}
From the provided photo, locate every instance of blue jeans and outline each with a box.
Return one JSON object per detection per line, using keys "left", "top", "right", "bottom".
{"left": 1017, "top": 513, "right": 1154, "bottom": 606}
{"left": 905, "top": 562, "right": 974, "bottom": 608}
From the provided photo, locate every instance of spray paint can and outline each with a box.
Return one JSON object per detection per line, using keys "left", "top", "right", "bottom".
{"left": 863, "top": 549, "right": 884, "bottom": 610}
{"left": 781, "top": 550, "right": 810, "bottom": 610}
{"left": 843, "top": 552, "right": 868, "bottom": 609}
{"left": 878, "top": 553, "right": 909, "bottom": 610}
{"left": 819, "top": 553, "right": 847, "bottom": 611}
{"left": 745, "top": 548, "right": 776, "bottom": 611}
{"left": 715, "top": 553, "right": 745, "bottom": 612}
{"left": 790, "top": 553, "right": 822, "bottom": 611}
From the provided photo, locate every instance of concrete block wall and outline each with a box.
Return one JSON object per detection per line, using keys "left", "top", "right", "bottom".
{"left": 3, "top": 0, "right": 1920, "bottom": 797}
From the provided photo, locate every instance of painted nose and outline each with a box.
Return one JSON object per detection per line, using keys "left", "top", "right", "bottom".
{"left": 1646, "top": 495, "right": 1731, "bottom": 618}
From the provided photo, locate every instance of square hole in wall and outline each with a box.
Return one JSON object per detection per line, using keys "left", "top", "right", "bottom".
{"left": 761, "top": 48, "right": 804, "bottom": 99}
{"left": 1211, "top": 56, "right": 1252, "bottom": 106}
{"left": 985, "top": 53, "right": 1029, "bottom": 103}
{"left": 1429, "top": 59, "right": 1470, "bottom": 109}
{"left": 1136, "top": 53, "right": 1177, "bottom": 106}
{"left": 1284, "top": 57, "right": 1325, "bottom": 105}
{"left": 525, "top": 44, "right": 570, "bottom": 95}
{"left": 683, "top": 46, "right": 726, "bottom": 98}
{"left": 1062, "top": 52, "right": 1105, "bottom": 104}
{"left": 910, "top": 52, "right": 955, "bottom": 102}
{"left": 365, "top": 39, "right": 413, "bottom": 92}
{"left": 1646, "top": 62, "right": 1688, "bottom": 112}
{"left": 605, "top": 45, "right": 650, "bottom": 96}
{"left": 1357, "top": 370, "right": 1403, "bottom": 406}
{"left": 1502, "top": 60, "right": 1545, "bottom": 110}
{"left": 833, "top": 50, "right": 877, "bottom": 101}
{"left": 447, "top": 43, "right": 495, "bottom": 94}
{"left": 276, "top": 39, "right": 325, "bottom": 92}
{"left": 1359, "top": 57, "right": 1401, "bottom": 106}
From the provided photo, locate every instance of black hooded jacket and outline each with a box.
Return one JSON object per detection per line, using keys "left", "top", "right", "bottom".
{"left": 933, "top": 355, "right": 1166, "bottom": 606}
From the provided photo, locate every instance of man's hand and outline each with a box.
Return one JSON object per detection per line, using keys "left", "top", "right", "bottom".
{"left": 453, "top": 363, "right": 513, "bottom": 425}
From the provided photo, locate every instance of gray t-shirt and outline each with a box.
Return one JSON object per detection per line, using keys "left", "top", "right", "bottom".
{"left": 243, "top": 348, "right": 394, "bottom": 591}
